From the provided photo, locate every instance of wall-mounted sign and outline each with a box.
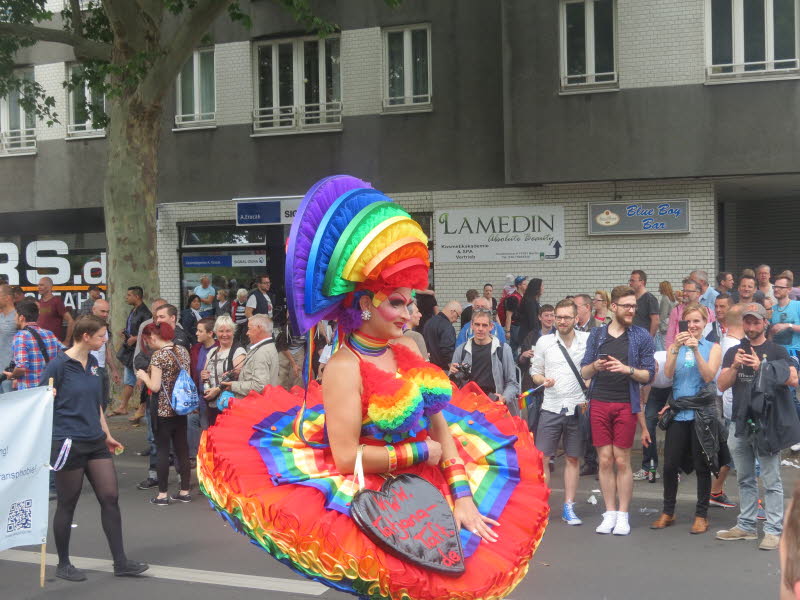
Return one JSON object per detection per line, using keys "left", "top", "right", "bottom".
{"left": 235, "top": 196, "right": 302, "bottom": 226}
{"left": 588, "top": 200, "right": 690, "bottom": 235}
{"left": 182, "top": 254, "right": 267, "bottom": 268}
{"left": 433, "top": 206, "right": 565, "bottom": 263}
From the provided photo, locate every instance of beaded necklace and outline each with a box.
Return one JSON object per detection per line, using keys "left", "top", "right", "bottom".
{"left": 347, "top": 330, "right": 390, "bottom": 357}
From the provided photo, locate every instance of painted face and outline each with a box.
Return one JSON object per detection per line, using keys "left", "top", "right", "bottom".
{"left": 368, "top": 288, "right": 412, "bottom": 338}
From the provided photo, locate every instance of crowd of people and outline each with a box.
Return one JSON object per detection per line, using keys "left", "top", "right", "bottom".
{"left": 415, "top": 267, "right": 800, "bottom": 552}
{"left": 5, "top": 264, "right": 800, "bottom": 591}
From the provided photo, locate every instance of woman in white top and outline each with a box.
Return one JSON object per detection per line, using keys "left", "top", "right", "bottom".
{"left": 200, "top": 315, "right": 246, "bottom": 425}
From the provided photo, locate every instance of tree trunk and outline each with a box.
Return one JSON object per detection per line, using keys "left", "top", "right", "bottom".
{"left": 104, "top": 93, "right": 162, "bottom": 365}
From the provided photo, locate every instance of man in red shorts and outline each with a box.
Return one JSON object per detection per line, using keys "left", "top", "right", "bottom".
{"left": 581, "top": 285, "right": 655, "bottom": 536}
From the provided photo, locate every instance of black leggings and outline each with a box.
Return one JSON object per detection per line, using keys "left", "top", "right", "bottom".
{"left": 53, "top": 458, "right": 126, "bottom": 566}
{"left": 662, "top": 420, "right": 711, "bottom": 518}
{"left": 156, "top": 415, "right": 190, "bottom": 493}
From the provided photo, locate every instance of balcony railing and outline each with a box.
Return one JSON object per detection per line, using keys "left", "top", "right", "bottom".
{"left": 253, "top": 102, "right": 342, "bottom": 134}
{"left": 0, "top": 128, "right": 37, "bottom": 155}
{"left": 67, "top": 122, "right": 105, "bottom": 138}
{"left": 707, "top": 59, "right": 800, "bottom": 80}
{"left": 174, "top": 111, "right": 216, "bottom": 128}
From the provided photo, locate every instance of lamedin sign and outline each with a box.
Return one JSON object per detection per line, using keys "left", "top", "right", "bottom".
{"left": 433, "top": 206, "right": 565, "bottom": 263}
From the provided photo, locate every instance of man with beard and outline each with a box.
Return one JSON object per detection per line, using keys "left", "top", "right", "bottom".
{"left": 581, "top": 286, "right": 655, "bottom": 536}
{"left": 531, "top": 299, "right": 589, "bottom": 525}
{"left": 717, "top": 304, "right": 798, "bottom": 550}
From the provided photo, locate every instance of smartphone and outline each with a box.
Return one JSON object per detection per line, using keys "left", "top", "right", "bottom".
{"left": 739, "top": 338, "right": 751, "bottom": 354}
{"left": 678, "top": 320, "right": 689, "bottom": 333}
{"left": 597, "top": 353, "right": 609, "bottom": 360}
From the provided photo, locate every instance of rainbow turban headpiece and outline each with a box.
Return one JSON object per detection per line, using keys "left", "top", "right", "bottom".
{"left": 286, "top": 175, "right": 430, "bottom": 336}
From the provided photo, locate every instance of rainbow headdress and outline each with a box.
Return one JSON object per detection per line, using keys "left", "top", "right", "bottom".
{"left": 285, "top": 175, "right": 430, "bottom": 335}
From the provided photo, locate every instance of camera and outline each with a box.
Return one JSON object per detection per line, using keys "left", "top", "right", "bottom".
{"left": 449, "top": 363, "right": 471, "bottom": 389}
{"left": 219, "top": 370, "right": 239, "bottom": 383}
{"left": 0, "top": 361, "right": 15, "bottom": 384}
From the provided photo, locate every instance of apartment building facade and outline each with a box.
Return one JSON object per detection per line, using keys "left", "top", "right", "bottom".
{"left": 1, "top": 0, "right": 797, "bottom": 307}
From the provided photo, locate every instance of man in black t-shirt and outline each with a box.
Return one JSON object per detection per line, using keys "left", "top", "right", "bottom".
{"left": 629, "top": 270, "right": 659, "bottom": 337}
{"left": 415, "top": 290, "right": 438, "bottom": 332}
{"left": 717, "top": 303, "right": 798, "bottom": 551}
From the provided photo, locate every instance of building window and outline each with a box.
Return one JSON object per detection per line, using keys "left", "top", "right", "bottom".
{"left": 253, "top": 36, "right": 342, "bottom": 134}
{"left": 707, "top": 0, "right": 799, "bottom": 79}
{"left": 559, "top": 0, "right": 617, "bottom": 91}
{"left": 175, "top": 48, "right": 216, "bottom": 128}
{"left": 383, "top": 24, "right": 432, "bottom": 111}
{"left": 67, "top": 65, "right": 105, "bottom": 138}
{"left": 0, "top": 69, "right": 37, "bottom": 155}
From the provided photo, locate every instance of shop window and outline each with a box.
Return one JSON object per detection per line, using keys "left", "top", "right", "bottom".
{"left": 175, "top": 48, "right": 216, "bottom": 128}
{"left": 67, "top": 64, "right": 106, "bottom": 138}
{"left": 182, "top": 225, "right": 266, "bottom": 248}
{"left": 383, "top": 25, "right": 432, "bottom": 111}
{"left": 0, "top": 68, "right": 37, "bottom": 156}
{"left": 253, "top": 36, "right": 342, "bottom": 134}
{"left": 707, "top": 0, "right": 799, "bottom": 80}
{"left": 559, "top": 0, "right": 617, "bottom": 91}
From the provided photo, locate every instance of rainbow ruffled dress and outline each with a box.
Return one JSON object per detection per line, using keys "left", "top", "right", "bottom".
{"left": 197, "top": 343, "right": 549, "bottom": 600}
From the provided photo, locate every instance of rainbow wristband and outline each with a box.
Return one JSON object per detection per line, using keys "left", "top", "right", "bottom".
{"left": 394, "top": 441, "right": 429, "bottom": 468}
{"left": 385, "top": 445, "right": 398, "bottom": 472}
{"left": 443, "top": 463, "right": 472, "bottom": 499}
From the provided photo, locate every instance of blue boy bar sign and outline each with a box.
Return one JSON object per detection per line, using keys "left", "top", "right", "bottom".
{"left": 588, "top": 200, "right": 690, "bottom": 235}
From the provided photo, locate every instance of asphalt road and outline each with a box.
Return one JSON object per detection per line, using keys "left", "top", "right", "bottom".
{"left": 1, "top": 416, "right": 797, "bottom": 600}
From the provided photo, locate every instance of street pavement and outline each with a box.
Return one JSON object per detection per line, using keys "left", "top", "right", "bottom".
{"left": 1, "top": 415, "right": 797, "bottom": 599}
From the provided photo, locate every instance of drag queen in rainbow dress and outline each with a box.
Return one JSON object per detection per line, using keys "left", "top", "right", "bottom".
{"left": 197, "top": 175, "right": 550, "bottom": 599}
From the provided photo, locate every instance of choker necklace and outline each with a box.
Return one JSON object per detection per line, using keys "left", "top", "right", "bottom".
{"left": 348, "top": 331, "right": 390, "bottom": 357}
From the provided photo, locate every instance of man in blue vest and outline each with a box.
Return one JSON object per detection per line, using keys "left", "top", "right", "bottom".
{"left": 245, "top": 275, "right": 273, "bottom": 319}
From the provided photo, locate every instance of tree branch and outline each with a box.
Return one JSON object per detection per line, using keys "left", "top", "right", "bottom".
{"left": 138, "top": 0, "right": 233, "bottom": 105}
{"left": 133, "top": 0, "right": 163, "bottom": 25}
{"left": 69, "top": 0, "right": 84, "bottom": 37}
{"left": 0, "top": 21, "right": 111, "bottom": 61}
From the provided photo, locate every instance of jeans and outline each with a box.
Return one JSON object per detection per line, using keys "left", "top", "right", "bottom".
{"left": 187, "top": 410, "right": 202, "bottom": 457}
{"left": 145, "top": 401, "right": 157, "bottom": 479}
{"left": 510, "top": 324, "right": 521, "bottom": 358}
{"left": 642, "top": 387, "right": 671, "bottom": 470}
{"left": 728, "top": 423, "right": 784, "bottom": 535}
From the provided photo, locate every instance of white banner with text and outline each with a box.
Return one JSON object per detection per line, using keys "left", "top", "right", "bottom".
{"left": 0, "top": 386, "right": 53, "bottom": 551}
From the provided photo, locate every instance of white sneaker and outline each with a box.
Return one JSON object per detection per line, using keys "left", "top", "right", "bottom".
{"left": 596, "top": 511, "right": 617, "bottom": 534}
{"left": 791, "top": 443, "right": 800, "bottom": 452}
{"left": 612, "top": 512, "right": 631, "bottom": 535}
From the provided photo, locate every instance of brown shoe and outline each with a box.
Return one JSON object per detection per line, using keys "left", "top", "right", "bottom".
{"left": 690, "top": 516, "right": 709, "bottom": 534}
{"left": 650, "top": 513, "right": 675, "bottom": 529}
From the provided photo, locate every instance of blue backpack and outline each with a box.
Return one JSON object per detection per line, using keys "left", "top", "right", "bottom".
{"left": 167, "top": 349, "right": 199, "bottom": 416}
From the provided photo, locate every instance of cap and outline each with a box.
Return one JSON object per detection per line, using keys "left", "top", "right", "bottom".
{"left": 514, "top": 276, "right": 528, "bottom": 286}
{"left": 741, "top": 304, "right": 767, "bottom": 320}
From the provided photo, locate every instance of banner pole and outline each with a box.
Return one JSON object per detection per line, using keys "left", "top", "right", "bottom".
{"left": 40, "top": 378, "right": 54, "bottom": 588}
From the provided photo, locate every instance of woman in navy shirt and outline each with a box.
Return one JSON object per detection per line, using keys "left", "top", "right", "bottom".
{"left": 42, "top": 315, "right": 148, "bottom": 582}
{"left": 650, "top": 303, "right": 721, "bottom": 534}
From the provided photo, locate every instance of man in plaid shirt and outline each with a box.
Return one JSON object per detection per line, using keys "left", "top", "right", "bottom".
{"left": 5, "top": 300, "right": 64, "bottom": 390}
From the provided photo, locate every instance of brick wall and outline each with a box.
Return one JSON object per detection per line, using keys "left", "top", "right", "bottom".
{"left": 215, "top": 41, "right": 253, "bottom": 127}
{"left": 157, "top": 180, "right": 717, "bottom": 310}
{"left": 33, "top": 62, "right": 68, "bottom": 141}
{"left": 341, "top": 27, "right": 383, "bottom": 117}
{"left": 617, "top": 0, "right": 706, "bottom": 88}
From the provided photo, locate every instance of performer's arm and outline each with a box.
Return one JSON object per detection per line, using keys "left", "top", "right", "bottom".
{"left": 428, "top": 411, "right": 499, "bottom": 542}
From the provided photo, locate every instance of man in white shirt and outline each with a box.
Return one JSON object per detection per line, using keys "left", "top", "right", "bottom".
{"left": 531, "top": 299, "right": 589, "bottom": 525}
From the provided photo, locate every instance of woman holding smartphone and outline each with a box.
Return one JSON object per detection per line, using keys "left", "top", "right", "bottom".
{"left": 651, "top": 303, "right": 722, "bottom": 534}
{"left": 43, "top": 315, "right": 148, "bottom": 582}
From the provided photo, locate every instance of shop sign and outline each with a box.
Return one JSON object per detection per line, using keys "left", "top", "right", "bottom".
{"left": 433, "top": 206, "right": 564, "bottom": 263}
{"left": 588, "top": 200, "right": 690, "bottom": 235}
{"left": 182, "top": 254, "right": 267, "bottom": 268}
{"left": 235, "top": 196, "right": 302, "bottom": 226}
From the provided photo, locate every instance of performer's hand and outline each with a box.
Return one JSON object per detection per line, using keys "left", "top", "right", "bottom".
{"left": 454, "top": 497, "right": 499, "bottom": 543}
{"left": 425, "top": 438, "right": 442, "bottom": 465}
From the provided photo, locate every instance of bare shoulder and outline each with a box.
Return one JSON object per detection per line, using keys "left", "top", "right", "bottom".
{"left": 324, "top": 346, "right": 360, "bottom": 377}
